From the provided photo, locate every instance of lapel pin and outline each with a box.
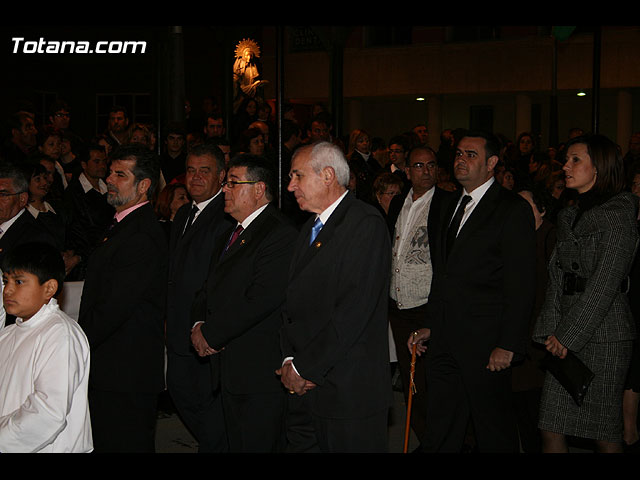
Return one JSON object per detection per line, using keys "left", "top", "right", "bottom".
{"left": 314, "top": 241, "right": 322, "bottom": 248}
{"left": 240, "top": 239, "right": 246, "bottom": 245}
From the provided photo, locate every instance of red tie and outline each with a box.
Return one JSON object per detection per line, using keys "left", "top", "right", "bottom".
{"left": 226, "top": 225, "right": 244, "bottom": 250}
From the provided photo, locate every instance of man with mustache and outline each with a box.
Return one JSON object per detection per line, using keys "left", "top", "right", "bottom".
{"left": 410, "top": 130, "right": 536, "bottom": 452}
{"left": 78, "top": 144, "right": 168, "bottom": 452}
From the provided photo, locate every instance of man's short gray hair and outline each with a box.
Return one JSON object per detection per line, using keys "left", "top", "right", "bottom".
{"left": 309, "top": 141, "right": 350, "bottom": 187}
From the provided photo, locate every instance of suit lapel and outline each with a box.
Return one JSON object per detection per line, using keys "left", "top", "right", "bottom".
{"left": 445, "top": 180, "right": 501, "bottom": 262}
{"left": 290, "top": 192, "right": 353, "bottom": 279}
{"left": 217, "top": 204, "right": 273, "bottom": 265}
{"left": 180, "top": 194, "right": 224, "bottom": 244}
{"left": 438, "top": 190, "right": 461, "bottom": 264}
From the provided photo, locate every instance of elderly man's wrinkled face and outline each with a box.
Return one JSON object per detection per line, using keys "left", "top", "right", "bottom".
{"left": 405, "top": 149, "right": 437, "bottom": 196}
{"left": 288, "top": 149, "right": 327, "bottom": 214}
{"left": 0, "top": 178, "right": 27, "bottom": 224}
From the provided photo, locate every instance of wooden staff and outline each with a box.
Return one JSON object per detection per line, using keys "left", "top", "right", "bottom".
{"left": 403, "top": 341, "right": 418, "bottom": 453}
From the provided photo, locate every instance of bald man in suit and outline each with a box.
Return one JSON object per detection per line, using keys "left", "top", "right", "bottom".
{"left": 278, "top": 142, "right": 392, "bottom": 453}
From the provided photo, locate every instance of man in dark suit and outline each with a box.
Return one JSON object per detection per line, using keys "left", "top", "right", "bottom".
{"left": 386, "top": 146, "right": 454, "bottom": 445}
{"left": 63, "top": 143, "right": 114, "bottom": 281}
{"left": 0, "top": 162, "right": 57, "bottom": 326}
{"left": 0, "top": 163, "right": 57, "bottom": 265}
{"left": 277, "top": 141, "right": 392, "bottom": 453}
{"left": 190, "top": 154, "right": 298, "bottom": 452}
{"left": 78, "top": 144, "right": 168, "bottom": 452}
{"left": 410, "top": 130, "right": 536, "bottom": 452}
{"left": 165, "top": 142, "right": 233, "bottom": 452}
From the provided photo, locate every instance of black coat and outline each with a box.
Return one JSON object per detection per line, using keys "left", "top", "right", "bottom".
{"left": 196, "top": 203, "right": 298, "bottom": 394}
{"left": 280, "top": 192, "right": 393, "bottom": 419}
{"left": 166, "top": 194, "right": 234, "bottom": 356}
{"left": 425, "top": 180, "right": 537, "bottom": 365}
{"left": 78, "top": 202, "right": 168, "bottom": 394}
{"left": 0, "top": 209, "right": 57, "bottom": 264}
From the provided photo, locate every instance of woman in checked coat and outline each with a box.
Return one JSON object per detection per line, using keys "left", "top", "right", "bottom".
{"left": 533, "top": 134, "right": 639, "bottom": 453}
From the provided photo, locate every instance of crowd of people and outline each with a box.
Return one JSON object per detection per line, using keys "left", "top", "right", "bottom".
{"left": 0, "top": 94, "right": 640, "bottom": 454}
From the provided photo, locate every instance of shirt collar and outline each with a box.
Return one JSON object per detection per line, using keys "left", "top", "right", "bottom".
{"left": 0, "top": 208, "right": 25, "bottom": 237}
{"left": 239, "top": 203, "right": 269, "bottom": 230}
{"left": 79, "top": 172, "right": 108, "bottom": 194}
{"left": 317, "top": 189, "right": 349, "bottom": 226}
{"left": 192, "top": 188, "right": 222, "bottom": 212}
{"left": 114, "top": 201, "right": 149, "bottom": 223}
{"left": 463, "top": 176, "right": 495, "bottom": 205}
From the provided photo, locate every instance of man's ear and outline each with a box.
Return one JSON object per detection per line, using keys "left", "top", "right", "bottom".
{"left": 253, "top": 181, "right": 266, "bottom": 200}
{"left": 18, "top": 191, "right": 28, "bottom": 209}
{"left": 322, "top": 166, "right": 336, "bottom": 185}
{"left": 487, "top": 154, "right": 499, "bottom": 172}
{"left": 136, "top": 177, "right": 151, "bottom": 196}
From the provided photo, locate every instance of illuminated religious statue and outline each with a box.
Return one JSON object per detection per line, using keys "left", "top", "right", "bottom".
{"left": 233, "top": 38, "right": 269, "bottom": 112}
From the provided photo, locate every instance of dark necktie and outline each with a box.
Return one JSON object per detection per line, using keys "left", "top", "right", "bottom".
{"left": 446, "top": 195, "right": 472, "bottom": 257}
{"left": 107, "top": 216, "right": 118, "bottom": 232}
{"left": 309, "top": 217, "right": 323, "bottom": 245}
{"left": 224, "top": 225, "right": 244, "bottom": 253}
{"left": 182, "top": 205, "right": 199, "bottom": 236}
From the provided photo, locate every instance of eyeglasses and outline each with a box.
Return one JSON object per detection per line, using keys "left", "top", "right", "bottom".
{"left": 0, "top": 191, "right": 26, "bottom": 198}
{"left": 408, "top": 162, "right": 437, "bottom": 170}
{"left": 222, "top": 180, "right": 259, "bottom": 188}
{"left": 381, "top": 191, "right": 400, "bottom": 196}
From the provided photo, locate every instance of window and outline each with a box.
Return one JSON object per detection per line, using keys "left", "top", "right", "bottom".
{"left": 96, "top": 93, "right": 152, "bottom": 134}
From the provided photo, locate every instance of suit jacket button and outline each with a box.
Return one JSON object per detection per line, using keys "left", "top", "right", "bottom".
{"left": 572, "top": 262, "right": 579, "bottom": 270}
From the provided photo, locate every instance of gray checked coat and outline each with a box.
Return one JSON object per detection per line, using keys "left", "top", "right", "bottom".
{"left": 533, "top": 191, "right": 639, "bottom": 351}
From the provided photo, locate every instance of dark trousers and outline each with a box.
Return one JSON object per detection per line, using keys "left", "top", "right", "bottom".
{"left": 89, "top": 389, "right": 158, "bottom": 453}
{"left": 221, "top": 389, "right": 287, "bottom": 452}
{"left": 166, "top": 352, "right": 227, "bottom": 452}
{"left": 284, "top": 393, "right": 388, "bottom": 453}
{"left": 388, "top": 300, "right": 429, "bottom": 441}
{"left": 513, "top": 388, "right": 542, "bottom": 453}
{"left": 422, "top": 343, "right": 520, "bottom": 453}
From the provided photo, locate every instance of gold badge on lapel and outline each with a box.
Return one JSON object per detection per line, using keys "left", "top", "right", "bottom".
{"left": 240, "top": 239, "right": 246, "bottom": 245}
{"left": 314, "top": 241, "right": 322, "bottom": 248}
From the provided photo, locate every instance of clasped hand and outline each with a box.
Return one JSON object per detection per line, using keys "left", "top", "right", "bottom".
{"left": 275, "top": 360, "right": 316, "bottom": 396}
{"left": 190, "top": 323, "right": 221, "bottom": 357}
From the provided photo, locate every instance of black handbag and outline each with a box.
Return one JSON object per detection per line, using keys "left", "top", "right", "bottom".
{"left": 542, "top": 351, "right": 594, "bottom": 406}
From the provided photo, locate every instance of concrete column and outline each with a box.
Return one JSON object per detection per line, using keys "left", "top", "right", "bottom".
{"left": 515, "top": 94, "right": 532, "bottom": 139}
{"left": 617, "top": 90, "right": 632, "bottom": 155}
{"left": 427, "top": 96, "right": 441, "bottom": 151}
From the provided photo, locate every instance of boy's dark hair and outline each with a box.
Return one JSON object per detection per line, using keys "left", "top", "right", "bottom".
{"left": 1, "top": 242, "right": 65, "bottom": 296}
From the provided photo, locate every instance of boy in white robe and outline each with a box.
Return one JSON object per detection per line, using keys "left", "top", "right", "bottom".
{"left": 0, "top": 242, "right": 92, "bottom": 452}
